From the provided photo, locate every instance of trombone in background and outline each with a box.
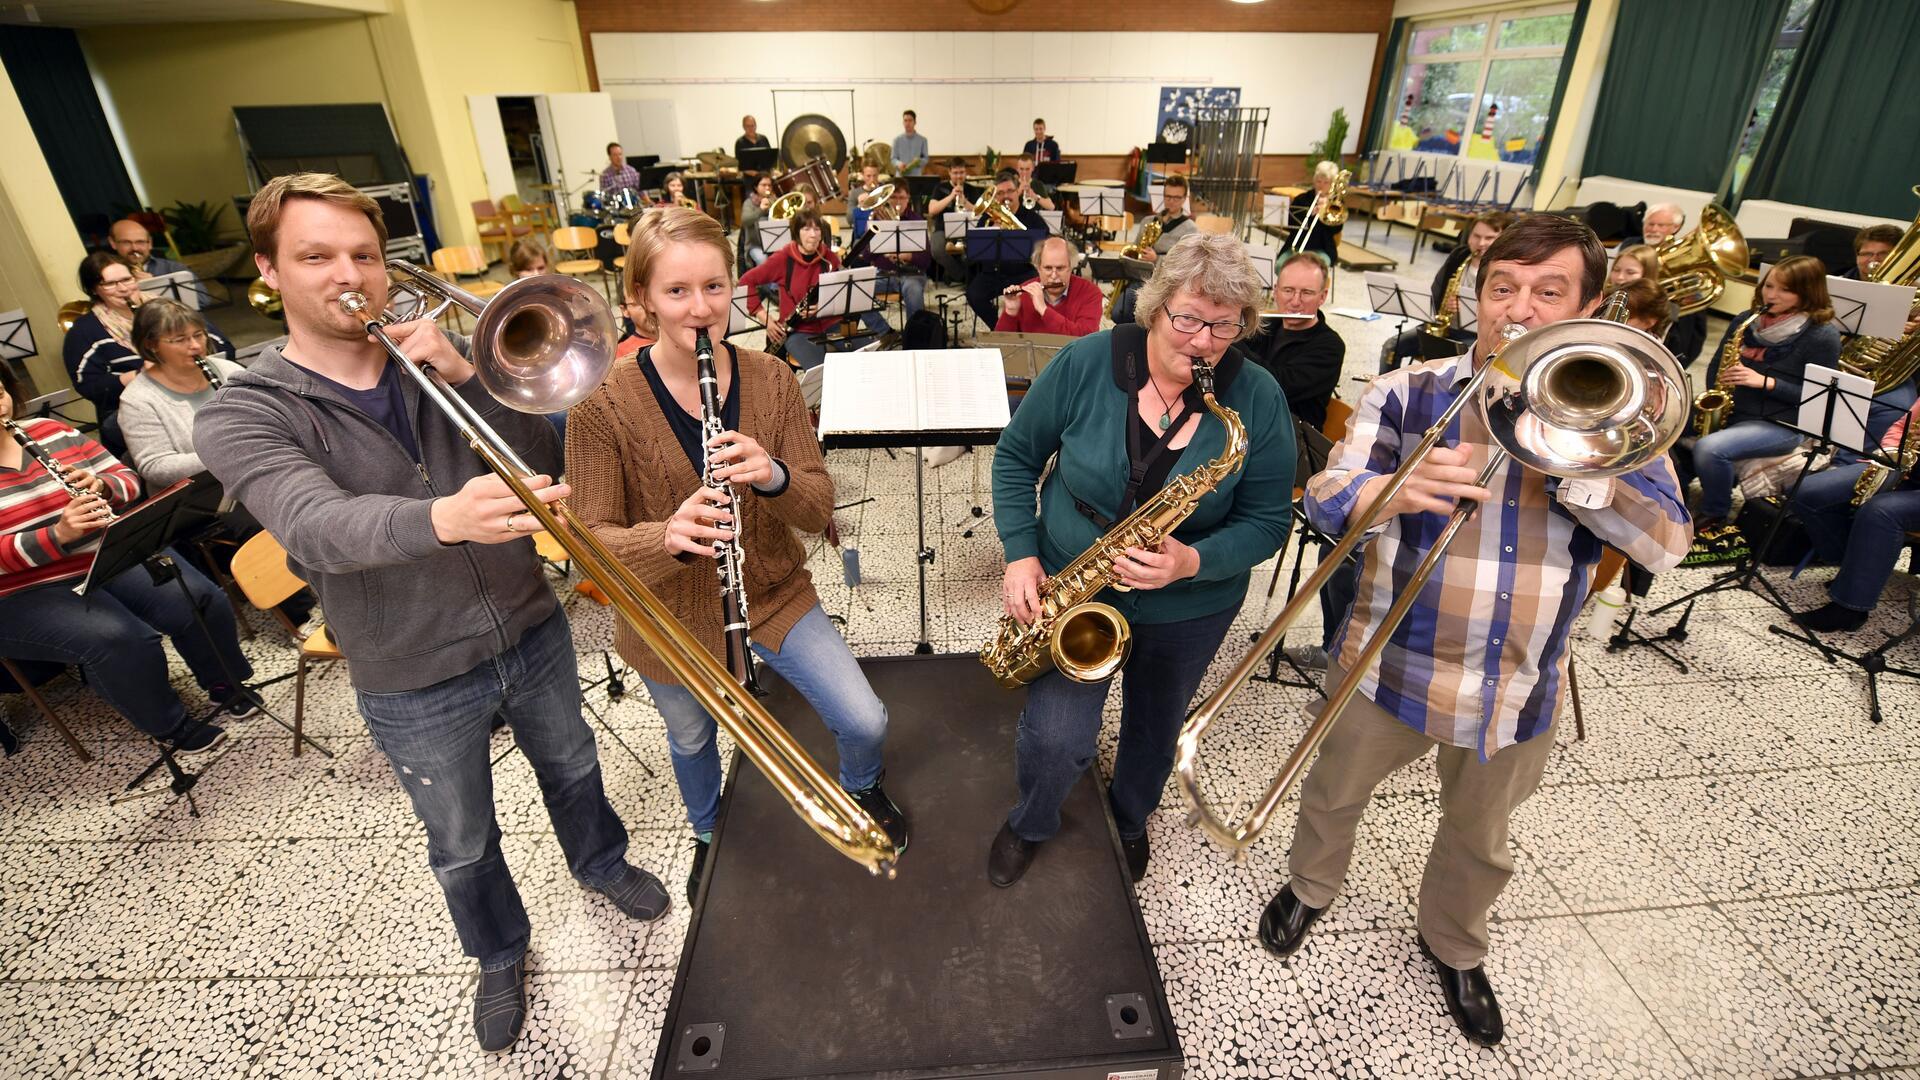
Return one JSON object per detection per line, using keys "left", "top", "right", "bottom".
{"left": 1175, "top": 298, "right": 1689, "bottom": 858}
{"left": 344, "top": 261, "right": 899, "bottom": 878}
{"left": 1288, "top": 169, "right": 1349, "bottom": 255}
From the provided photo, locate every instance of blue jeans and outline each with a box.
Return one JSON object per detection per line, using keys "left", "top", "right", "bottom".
{"left": 1691, "top": 420, "right": 1805, "bottom": 519}
{"left": 1790, "top": 462, "right": 1920, "bottom": 610}
{"left": 877, "top": 272, "right": 926, "bottom": 319}
{"left": 643, "top": 603, "right": 887, "bottom": 836}
{"left": 0, "top": 550, "right": 251, "bottom": 738}
{"left": 1008, "top": 604, "right": 1239, "bottom": 843}
{"left": 354, "top": 608, "right": 629, "bottom": 971}
{"left": 784, "top": 311, "right": 892, "bottom": 371}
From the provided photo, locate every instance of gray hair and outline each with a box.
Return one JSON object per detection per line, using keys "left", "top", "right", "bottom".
{"left": 1029, "top": 234, "right": 1073, "bottom": 270}
{"left": 1133, "top": 232, "right": 1265, "bottom": 342}
{"left": 1313, "top": 159, "right": 1341, "bottom": 182}
{"left": 1645, "top": 202, "right": 1686, "bottom": 226}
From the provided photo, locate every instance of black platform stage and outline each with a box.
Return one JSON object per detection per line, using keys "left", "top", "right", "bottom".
{"left": 652, "top": 654, "right": 1184, "bottom": 1080}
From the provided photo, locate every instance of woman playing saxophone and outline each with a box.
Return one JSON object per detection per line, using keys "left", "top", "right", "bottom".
{"left": 984, "top": 232, "right": 1296, "bottom": 888}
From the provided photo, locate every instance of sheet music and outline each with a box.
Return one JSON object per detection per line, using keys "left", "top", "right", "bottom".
{"left": 919, "top": 349, "right": 1010, "bottom": 430}
{"left": 1244, "top": 243, "right": 1282, "bottom": 290}
{"left": 1456, "top": 279, "right": 1479, "bottom": 333}
{"left": 0, "top": 308, "right": 35, "bottom": 361}
{"left": 1039, "top": 210, "right": 1064, "bottom": 235}
{"left": 1261, "top": 193, "right": 1292, "bottom": 227}
{"left": 727, "top": 285, "right": 763, "bottom": 336}
{"left": 819, "top": 348, "right": 1010, "bottom": 435}
{"left": 1826, "top": 275, "right": 1918, "bottom": 338}
{"left": 870, "top": 219, "right": 928, "bottom": 254}
{"left": 1798, "top": 364, "right": 1874, "bottom": 454}
{"left": 1363, "top": 271, "right": 1434, "bottom": 322}
{"left": 137, "top": 270, "right": 202, "bottom": 311}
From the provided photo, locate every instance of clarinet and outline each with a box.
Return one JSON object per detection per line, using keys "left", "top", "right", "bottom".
{"left": 695, "top": 330, "right": 762, "bottom": 695}
{"left": 3, "top": 418, "right": 116, "bottom": 522}
{"left": 191, "top": 354, "right": 222, "bottom": 389}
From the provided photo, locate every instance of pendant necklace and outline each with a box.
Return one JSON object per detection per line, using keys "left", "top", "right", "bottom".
{"left": 1147, "top": 374, "right": 1180, "bottom": 430}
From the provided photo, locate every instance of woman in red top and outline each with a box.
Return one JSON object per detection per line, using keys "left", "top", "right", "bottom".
{"left": 0, "top": 363, "right": 253, "bottom": 751}
{"left": 738, "top": 207, "right": 888, "bottom": 369}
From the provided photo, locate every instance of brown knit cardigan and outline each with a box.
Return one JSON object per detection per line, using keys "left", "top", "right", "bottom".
{"left": 565, "top": 344, "right": 833, "bottom": 684}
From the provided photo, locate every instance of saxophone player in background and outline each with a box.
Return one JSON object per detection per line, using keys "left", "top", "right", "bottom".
{"left": 1381, "top": 210, "right": 1512, "bottom": 372}
{"left": 985, "top": 233, "right": 1295, "bottom": 889}
{"left": 565, "top": 207, "right": 909, "bottom": 907}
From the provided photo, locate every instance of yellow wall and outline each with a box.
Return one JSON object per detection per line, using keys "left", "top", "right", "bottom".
{"left": 80, "top": 18, "right": 389, "bottom": 233}
{"left": 0, "top": 73, "right": 92, "bottom": 403}
{"left": 80, "top": 0, "right": 587, "bottom": 251}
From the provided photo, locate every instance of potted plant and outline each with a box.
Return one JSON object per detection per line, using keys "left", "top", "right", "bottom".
{"left": 1305, "top": 108, "right": 1350, "bottom": 177}
{"left": 161, "top": 200, "right": 249, "bottom": 281}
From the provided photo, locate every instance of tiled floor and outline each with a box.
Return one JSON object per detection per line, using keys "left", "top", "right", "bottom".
{"left": 4, "top": 231, "right": 1918, "bottom": 1078}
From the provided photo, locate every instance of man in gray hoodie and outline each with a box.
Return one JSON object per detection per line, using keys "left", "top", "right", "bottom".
{"left": 196, "top": 173, "right": 667, "bottom": 1053}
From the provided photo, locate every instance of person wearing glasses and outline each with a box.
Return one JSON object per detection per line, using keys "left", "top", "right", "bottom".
{"left": 986, "top": 233, "right": 1296, "bottom": 889}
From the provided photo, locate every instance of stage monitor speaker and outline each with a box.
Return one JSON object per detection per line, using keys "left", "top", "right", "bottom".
{"left": 653, "top": 654, "right": 1185, "bottom": 1080}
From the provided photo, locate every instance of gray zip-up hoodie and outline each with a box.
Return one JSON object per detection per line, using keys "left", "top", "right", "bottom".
{"left": 194, "top": 341, "right": 562, "bottom": 693}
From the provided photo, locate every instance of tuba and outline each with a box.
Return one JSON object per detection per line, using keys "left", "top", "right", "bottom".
{"left": 1176, "top": 297, "right": 1688, "bottom": 857}
{"left": 1654, "top": 203, "right": 1748, "bottom": 317}
{"left": 768, "top": 191, "right": 810, "bottom": 220}
{"left": 345, "top": 262, "right": 898, "bottom": 877}
{"left": 980, "top": 361, "right": 1247, "bottom": 688}
{"left": 1840, "top": 185, "right": 1920, "bottom": 394}
{"left": 969, "top": 186, "right": 1026, "bottom": 231}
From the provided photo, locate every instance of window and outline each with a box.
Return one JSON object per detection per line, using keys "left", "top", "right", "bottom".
{"left": 1729, "top": 0, "right": 1820, "bottom": 193}
{"left": 1385, "top": 4, "right": 1576, "bottom": 165}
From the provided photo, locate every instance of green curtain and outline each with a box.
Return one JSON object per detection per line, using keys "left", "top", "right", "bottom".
{"left": 1742, "top": 0, "right": 1920, "bottom": 218}
{"left": 1580, "top": 0, "right": 1789, "bottom": 191}
{"left": 1531, "top": 0, "right": 1592, "bottom": 186}
{"left": 1363, "top": 18, "right": 1407, "bottom": 154}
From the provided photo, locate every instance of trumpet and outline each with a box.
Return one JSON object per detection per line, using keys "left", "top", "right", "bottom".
{"left": 695, "top": 329, "right": 760, "bottom": 694}
{"left": 345, "top": 262, "right": 897, "bottom": 876}
{"left": 1176, "top": 298, "right": 1688, "bottom": 857}
{"left": 3, "top": 418, "right": 115, "bottom": 522}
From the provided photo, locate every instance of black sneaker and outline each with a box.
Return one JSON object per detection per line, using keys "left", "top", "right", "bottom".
{"left": 1791, "top": 601, "right": 1871, "bottom": 633}
{"left": 170, "top": 723, "right": 227, "bottom": 754}
{"left": 472, "top": 958, "right": 527, "bottom": 1052}
{"left": 209, "top": 685, "right": 261, "bottom": 720}
{"left": 848, "top": 777, "right": 910, "bottom": 855}
{"left": 1121, "top": 831, "right": 1150, "bottom": 883}
{"left": 592, "top": 863, "right": 670, "bottom": 921}
{"left": 687, "top": 837, "right": 711, "bottom": 908}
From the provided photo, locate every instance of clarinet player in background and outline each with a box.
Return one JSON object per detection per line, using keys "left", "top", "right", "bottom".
{"left": 566, "top": 206, "right": 909, "bottom": 907}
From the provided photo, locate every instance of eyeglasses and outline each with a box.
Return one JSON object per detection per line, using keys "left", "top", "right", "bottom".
{"left": 101, "top": 276, "right": 137, "bottom": 288}
{"left": 1273, "top": 287, "right": 1323, "bottom": 301}
{"left": 160, "top": 331, "right": 207, "bottom": 347}
{"left": 1167, "top": 311, "right": 1246, "bottom": 338}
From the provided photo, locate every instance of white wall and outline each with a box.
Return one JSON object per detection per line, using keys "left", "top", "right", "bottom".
{"left": 591, "top": 31, "right": 1378, "bottom": 159}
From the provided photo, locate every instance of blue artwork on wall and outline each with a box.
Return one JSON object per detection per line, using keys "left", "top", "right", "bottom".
{"left": 1157, "top": 87, "right": 1241, "bottom": 144}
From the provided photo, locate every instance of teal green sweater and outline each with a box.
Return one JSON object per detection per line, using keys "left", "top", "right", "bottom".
{"left": 992, "top": 328, "right": 1297, "bottom": 624}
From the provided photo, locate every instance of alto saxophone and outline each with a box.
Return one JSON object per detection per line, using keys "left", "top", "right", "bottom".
{"left": 1425, "top": 257, "right": 1469, "bottom": 338}
{"left": 1692, "top": 310, "right": 1758, "bottom": 438}
{"left": 981, "top": 360, "right": 1248, "bottom": 688}
{"left": 1853, "top": 429, "right": 1919, "bottom": 508}
{"left": 695, "top": 330, "right": 760, "bottom": 694}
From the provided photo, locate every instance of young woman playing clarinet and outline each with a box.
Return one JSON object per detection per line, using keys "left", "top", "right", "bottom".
{"left": 566, "top": 206, "right": 909, "bottom": 904}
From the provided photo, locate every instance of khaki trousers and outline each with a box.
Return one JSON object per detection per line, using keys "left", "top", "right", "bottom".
{"left": 1286, "top": 665, "right": 1556, "bottom": 969}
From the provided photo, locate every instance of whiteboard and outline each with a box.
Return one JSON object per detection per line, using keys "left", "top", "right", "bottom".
{"left": 592, "top": 31, "right": 1376, "bottom": 158}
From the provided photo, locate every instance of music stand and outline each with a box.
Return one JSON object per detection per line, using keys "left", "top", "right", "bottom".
{"left": 758, "top": 219, "right": 791, "bottom": 254}
{"left": 1827, "top": 276, "right": 1918, "bottom": 338}
{"left": 1074, "top": 188, "right": 1125, "bottom": 217}
{"left": 1035, "top": 162, "right": 1076, "bottom": 187}
{"left": 0, "top": 308, "right": 36, "bottom": 363}
{"left": 1611, "top": 369, "right": 1877, "bottom": 666}
{"left": 964, "top": 228, "right": 1040, "bottom": 267}
{"left": 738, "top": 146, "right": 778, "bottom": 174}
{"left": 1038, "top": 210, "right": 1064, "bottom": 236}
{"left": 726, "top": 285, "right": 765, "bottom": 339}
{"left": 1087, "top": 255, "right": 1152, "bottom": 286}
{"left": 137, "top": 270, "right": 206, "bottom": 311}
{"left": 868, "top": 219, "right": 928, "bottom": 261}
{"left": 1249, "top": 422, "right": 1346, "bottom": 694}
{"left": 1364, "top": 271, "right": 1433, "bottom": 343}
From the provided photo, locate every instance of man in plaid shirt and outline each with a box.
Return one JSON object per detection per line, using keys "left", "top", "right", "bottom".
{"left": 600, "top": 142, "right": 640, "bottom": 199}
{"left": 1257, "top": 214, "right": 1691, "bottom": 1046}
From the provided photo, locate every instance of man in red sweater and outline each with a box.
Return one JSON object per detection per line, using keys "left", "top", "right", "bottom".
{"left": 994, "top": 235, "right": 1100, "bottom": 337}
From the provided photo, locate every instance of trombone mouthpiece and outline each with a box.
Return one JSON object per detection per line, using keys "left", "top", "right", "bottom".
{"left": 339, "top": 291, "right": 371, "bottom": 316}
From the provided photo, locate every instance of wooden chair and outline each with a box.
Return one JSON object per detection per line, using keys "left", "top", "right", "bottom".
{"left": 0, "top": 657, "right": 90, "bottom": 761}
{"left": 473, "top": 199, "right": 530, "bottom": 264}
{"left": 612, "top": 222, "right": 632, "bottom": 276}
{"left": 228, "top": 532, "right": 339, "bottom": 757}
{"left": 500, "top": 193, "right": 555, "bottom": 234}
{"left": 429, "top": 246, "right": 505, "bottom": 331}
{"left": 1193, "top": 214, "right": 1235, "bottom": 236}
{"left": 551, "top": 226, "right": 609, "bottom": 301}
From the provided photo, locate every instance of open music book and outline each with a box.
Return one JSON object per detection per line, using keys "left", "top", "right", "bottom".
{"left": 818, "top": 348, "right": 1010, "bottom": 435}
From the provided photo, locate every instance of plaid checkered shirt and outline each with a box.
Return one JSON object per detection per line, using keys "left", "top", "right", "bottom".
{"left": 1304, "top": 353, "right": 1692, "bottom": 757}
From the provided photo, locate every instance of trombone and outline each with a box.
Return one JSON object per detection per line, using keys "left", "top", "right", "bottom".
{"left": 1175, "top": 299, "right": 1688, "bottom": 857}
{"left": 353, "top": 262, "right": 899, "bottom": 878}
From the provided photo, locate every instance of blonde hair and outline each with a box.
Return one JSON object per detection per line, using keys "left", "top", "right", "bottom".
{"left": 1133, "top": 232, "right": 1264, "bottom": 342}
{"left": 1614, "top": 243, "right": 1661, "bottom": 282}
{"left": 246, "top": 172, "right": 386, "bottom": 263}
{"left": 622, "top": 206, "right": 736, "bottom": 337}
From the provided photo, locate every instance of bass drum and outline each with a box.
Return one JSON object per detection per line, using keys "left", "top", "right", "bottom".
{"left": 596, "top": 223, "right": 625, "bottom": 266}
